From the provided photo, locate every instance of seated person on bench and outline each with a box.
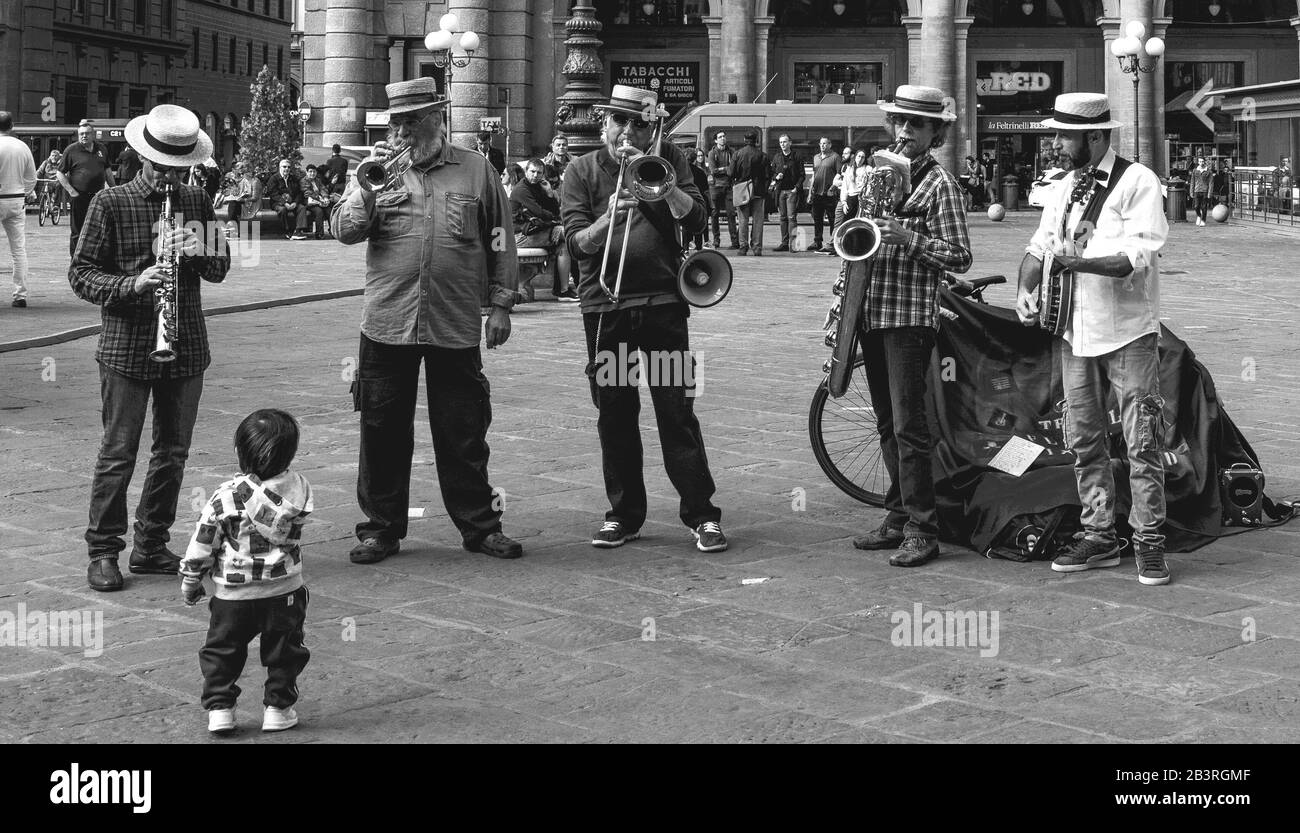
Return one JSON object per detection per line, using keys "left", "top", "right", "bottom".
{"left": 510, "top": 157, "right": 578, "bottom": 301}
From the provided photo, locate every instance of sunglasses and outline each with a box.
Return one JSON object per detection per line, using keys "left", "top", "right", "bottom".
{"left": 609, "top": 112, "right": 653, "bottom": 130}
{"left": 888, "top": 114, "right": 934, "bottom": 129}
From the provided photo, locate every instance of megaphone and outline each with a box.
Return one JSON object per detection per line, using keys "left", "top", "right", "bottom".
{"left": 677, "top": 249, "right": 733, "bottom": 308}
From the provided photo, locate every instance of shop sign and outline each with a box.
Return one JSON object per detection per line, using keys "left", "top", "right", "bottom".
{"left": 979, "top": 115, "right": 1049, "bottom": 133}
{"left": 610, "top": 61, "right": 701, "bottom": 109}
{"left": 976, "top": 72, "right": 1052, "bottom": 96}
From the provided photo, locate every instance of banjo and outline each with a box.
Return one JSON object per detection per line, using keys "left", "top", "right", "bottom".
{"left": 1037, "top": 156, "right": 1132, "bottom": 338}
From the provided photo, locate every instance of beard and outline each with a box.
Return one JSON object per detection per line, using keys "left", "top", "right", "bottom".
{"left": 1058, "top": 144, "right": 1093, "bottom": 171}
{"left": 411, "top": 132, "right": 443, "bottom": 166}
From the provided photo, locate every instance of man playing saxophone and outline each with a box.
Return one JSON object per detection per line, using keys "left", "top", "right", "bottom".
{"left": 70, "top": 105, "right": 230, "bottom": 592}
{"left": 849, "top": 85, "right": 971, "bottom": 568}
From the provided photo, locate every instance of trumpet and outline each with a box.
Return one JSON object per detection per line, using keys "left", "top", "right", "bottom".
{"left": 356, "top": 143, "right": 413, "bottom": 193}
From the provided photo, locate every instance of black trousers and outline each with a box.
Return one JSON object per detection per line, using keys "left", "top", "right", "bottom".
{"left": 69, "top": 191, "right": 95, "bottom": 256}
{"left": 200, "top": 588, "right": 310, "bottom": 710}
{"left": 583, "top": 304, "right": 721, "bottom": 531}
{"left": 811, "top": 194, "right": 837, "bottom": 246}
{"left": 354, "top": 333, "right": 501, "bottom": 545}
{"left": 861, "top": 326, "right": 939, "bottom": 539}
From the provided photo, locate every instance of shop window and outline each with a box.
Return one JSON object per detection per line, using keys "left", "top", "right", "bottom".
{"left": 969, "top": 0, "right": 1102, "bottom": 27}
{"left": 975, "top": 60, "right": 1063, "bottom": 117}
{"left": 1165, "top": 60, "right": 1243, "bottom": 142}
{"left": 1170, "top": 0, "right": 1293, "bottom": 25}
{"left": 794, "top": 62, "right": 883, "bottom": 105}
{"left": 594, "top": 0, "right": 704, "bottom": 27}
{"left": 772, "top": 1, "right": 903, "bottom": 28}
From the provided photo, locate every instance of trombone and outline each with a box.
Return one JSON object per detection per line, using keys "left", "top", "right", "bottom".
{"left": 598, "top": 118, "right": 677, "bottom": 303}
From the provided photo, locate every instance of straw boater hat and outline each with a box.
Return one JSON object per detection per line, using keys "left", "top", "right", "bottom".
{"left": 381, "top": 78, "right": 450, "bottom": 117}
{"left": 880, "top": 84, "right": 957, "bottom": 123}
{"left": 1039, "top": 93, "right": 1124, "bottom": 130}
{"left": 124, "top": 105, "right": 213, "bottom": 167}
{"left": 593, "top": 84, "right": 670, "bottom": 120}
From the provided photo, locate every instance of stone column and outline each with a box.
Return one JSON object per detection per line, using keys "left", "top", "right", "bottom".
{"left": 902, "top": 15, "right": 922, "bottom": 86}
{"left": 447, "top": 0, "right": 491, "bottom": 153}
{"left": 754, "top": 15, "right": 774, "bottom": 102}
{"left": 918, "top": 0, "right": 957, "bottom": 171}
{"left": 953, "top": 16, "right": 974, "bottom": 164}
{"left": 318, "top": 0, "right": 372, "bottom": 147}
{"left": 555, "top": 0, "right": 605, "bottom": 157}
{"left": 705, "top": 15, "right": 723, "bottom": 101}
{"left": 719, "top": 0, "right": 754, "bottom": 104}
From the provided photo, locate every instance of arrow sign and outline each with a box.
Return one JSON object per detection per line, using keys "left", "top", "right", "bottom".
{"left": 1186, "top": 80, "right": 1218, "bottom": 132}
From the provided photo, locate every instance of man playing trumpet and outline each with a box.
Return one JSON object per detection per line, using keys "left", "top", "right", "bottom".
{"left": 560, "top": 85, "right": 728, "bottom": 553}
{"left": 849, "top": 85, "right": 971, "bottom": 568}
{"left": 332, "top": 78, "right": 524, "bottom": 564}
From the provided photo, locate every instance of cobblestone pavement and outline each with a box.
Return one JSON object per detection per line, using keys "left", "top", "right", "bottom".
{"left": 1, "top": 211, "right": 1297, "bottom": 743}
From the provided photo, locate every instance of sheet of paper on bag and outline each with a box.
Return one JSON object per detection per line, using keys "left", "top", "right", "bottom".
{"left": 987, "top": 436, "right": 1046, "bottom": 477}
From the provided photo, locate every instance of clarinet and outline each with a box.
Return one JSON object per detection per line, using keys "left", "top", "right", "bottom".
{"left": 149, "top": 183, "right": 178, "bottom": 363}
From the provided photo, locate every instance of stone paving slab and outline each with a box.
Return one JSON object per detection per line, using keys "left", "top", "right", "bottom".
{"left": 1, "top": 214, "right": 1298, "bottom": 742}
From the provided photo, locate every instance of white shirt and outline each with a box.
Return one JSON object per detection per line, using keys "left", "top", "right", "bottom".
{"left": 1026, "top": 146, "right": 1168, "bottom": 357}
{"left": 0, "top": 134, "right": 38, "bottom": 197}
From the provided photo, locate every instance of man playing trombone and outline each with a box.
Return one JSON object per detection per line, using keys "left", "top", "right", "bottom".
{"left": 560, "top": 85, "right": 728, "bottom": 553}
{"left": 331, "top": 78, "right": 524, "bottom": 564}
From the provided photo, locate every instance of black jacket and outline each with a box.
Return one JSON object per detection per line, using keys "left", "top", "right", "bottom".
{"left": 728, "top": 144, "right": 770, "bottom": 199}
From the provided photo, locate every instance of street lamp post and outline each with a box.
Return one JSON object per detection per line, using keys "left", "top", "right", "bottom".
{"left": 1110, "top": 21, "right": 1164, "bottom": 164}
{"left": 424, "top": 12, "right": 480, "bottom": 140}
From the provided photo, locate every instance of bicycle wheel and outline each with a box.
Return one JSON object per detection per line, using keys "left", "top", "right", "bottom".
{"left": 38, "top": 195, "right": 48, "bottom": 227}
{"left": 808, "top": 356, "right": 887, "bottom": 506}
{"left": 51, "top": 197, "right": 62, "bottom": 225}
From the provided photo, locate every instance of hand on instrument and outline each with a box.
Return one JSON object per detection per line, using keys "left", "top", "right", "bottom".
{"left": 370, "top": 140, "right": 398, "bottom": 164}
{"left": 1015, "top": 289, "right": 1040, "bottom": 327}
{"left": 485, "top": 306, "right": 511, "bottom": 350}
{"left": 157, "top": 224, "right": 200, "bottom": 257}
{"left": 613, "top": 140, "right": 644, "bottom": 165}
{"left": 606, "top": 188, "right": 637, "bottom": 220}
{"left": 873, "top": 217, "right": 909, "bottom": 247}
{"left": 134, "top": 266, "right": 166, "bottom": 296}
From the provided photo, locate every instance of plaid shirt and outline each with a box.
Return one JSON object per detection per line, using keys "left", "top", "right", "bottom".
{"left": 865, "top": 152, "right": 971, "bottom": 330}
{"left": 69, "top": 175, "right": 229, "bottom": 379}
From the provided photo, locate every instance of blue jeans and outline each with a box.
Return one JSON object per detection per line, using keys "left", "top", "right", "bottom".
{"left": 736, "top": 195, "right": 765, "bottom": 253}
{"left": 353, "top": 334, "right": 501, "bottom": 545}
{"left": 1058, "top": 333, "right": 1166, "bottom": 547}
{"left": 861, "top": 326, "right": 939, "bottom": 539}
{"left": 775, "top": 188, "right": 799, "bottom": 247}
{"left": 86, "top": 365, "right": 205, "bottom": 559}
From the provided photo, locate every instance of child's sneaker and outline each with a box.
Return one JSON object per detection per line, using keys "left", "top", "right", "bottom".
{"left": 262, "top": 705, "right": 298, "bottom": 732}
{"left": 207, "top": 707, "right": 236, "bottom": 734}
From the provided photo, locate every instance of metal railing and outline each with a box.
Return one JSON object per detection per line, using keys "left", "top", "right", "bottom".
{"left": 1230, "top": 167, "right": 1300, "bottom": 227}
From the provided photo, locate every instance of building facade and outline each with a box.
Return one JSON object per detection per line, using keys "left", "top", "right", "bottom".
{"left": 298, "top": 1, "right": 1300, "bottom": 174}
{"left": 0, "top": 1, "right": 294, "bottom": 168}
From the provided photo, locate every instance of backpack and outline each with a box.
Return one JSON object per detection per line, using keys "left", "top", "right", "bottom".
{"left": 983, "top": 505, "right": 1080, "bottom": 562}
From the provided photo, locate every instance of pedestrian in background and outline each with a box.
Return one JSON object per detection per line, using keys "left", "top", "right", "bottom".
{"left": 769, "top": 133, "right": 805, "bottom": 252}
{"left": 56, "top": 119, "right": 116, "bottom": 257}
{"left": 705, "top": 130, "right": 738, "bottom": 249}
{"left": 1190, "top": 156, "right": 1212, "bottom": 226}
{"left": 684, "top": 146, "right": 712, "bottom": 252}
{"left": 0, "top": 111, "right": 37, "bottom": 308}
{"left": 809, "top": 137, "right": 841, "bottom": 254}
{"left": 728, "top": 130, "right": 769, "bottom": 256}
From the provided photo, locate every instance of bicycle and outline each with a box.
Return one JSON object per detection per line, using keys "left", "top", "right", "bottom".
{"left": 36, "top": 179, "right": 63, "bottom": 227}
{"left": 808, "top": 274, "right": 1007, "bottom": 506}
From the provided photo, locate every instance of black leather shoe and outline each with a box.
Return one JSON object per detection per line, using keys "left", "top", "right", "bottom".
{"left": 129, "top": 545, "right": 180, "bottom": 575}
{"left": 852, "top": 520, "right": 905, "bottom": 551}
{"left": 464, "top": 531, "right": 523, "bottom": 559}
{"left": 88, "top": 557, "right": 124, "bottom": 591}
{"left": 349, "top": 537, "right": 400, "bottom": 564}
{"left": 12, "top": 299, "right": 27, "bottom": 308}
{"left": 774, "top": 244, "right": 790, "bottom": 252}
{"left": 889, "top": 536, "right": 940, "bottom": 568}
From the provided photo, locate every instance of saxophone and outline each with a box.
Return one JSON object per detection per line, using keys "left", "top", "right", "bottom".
{"left": 822, "top": 138, "right": 909, "bottom": 398}
{"left": 149, "top": 182, "right": 178, "bottom": 363}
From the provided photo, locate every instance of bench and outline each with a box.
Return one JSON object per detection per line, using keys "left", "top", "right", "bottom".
{"left": 515, "top": 246, "right": 552, "bottom": 304}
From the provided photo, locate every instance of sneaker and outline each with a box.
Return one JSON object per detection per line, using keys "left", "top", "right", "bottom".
{"left": 1051, "top": 534, "right": 1121, "bottom": 573}
{"left": 1136, "top": 543, "right": 1171, "bottom": 586}
{"left": 692, "top": 521, "right": 728, "bottom": 552}
{"left": 291, "top": 232, "right": 309, "bottom": 240}
{"left": 555, "top": 288, "right": 581, "bottom": 302}
{"left": 852, "top": 519, "right": 905, "bottom": 551}
{"left": 349, "top": 536, "right": 400, "bottom": 564}
{"left": 889, "top": 536, "right": 939, "bottom": 567}
{"left": 261, "top": 705, "right": 298, "bottom": 732}
{"left": 592, "top": 521, "right": 640, "bottom": 548}
{"left": 208, "top": 707, "right": 236, "bottom": 734}
{"left": 11, "top": 298, "right": 26, "bottom": 308}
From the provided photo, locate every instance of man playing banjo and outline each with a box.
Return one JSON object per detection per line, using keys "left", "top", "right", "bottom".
{"left": 1016, "top": 92, "right": 1171, "bottom": 586}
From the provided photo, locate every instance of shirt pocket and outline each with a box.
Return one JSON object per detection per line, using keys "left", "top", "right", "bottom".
{"left": 446, "top": 192, "right": 481, "bottom": 242}
{"left": 375, "top": 190, "right": 412, "bottom": 237}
